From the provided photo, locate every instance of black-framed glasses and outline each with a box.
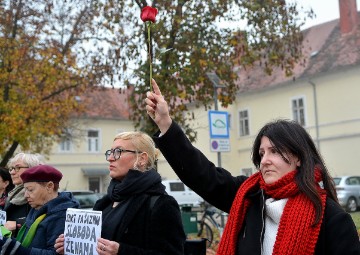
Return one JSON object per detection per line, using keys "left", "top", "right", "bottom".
{"left": 9, "top": 166, "right": 29, "bottom": 173}
{"left": 104, "top": 148, "right": 141, "bottom": 161}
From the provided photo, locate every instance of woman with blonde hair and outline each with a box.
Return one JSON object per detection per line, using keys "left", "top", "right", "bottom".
{"left": 55, "top": 131, "right": 185, "bottom": 254}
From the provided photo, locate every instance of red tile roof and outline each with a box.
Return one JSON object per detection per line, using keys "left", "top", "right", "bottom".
{"left": 77, "top": 87, "right": 131, "bottom": 120}
{"left": 237, "top": 12, "right": 360, "bottom": 93}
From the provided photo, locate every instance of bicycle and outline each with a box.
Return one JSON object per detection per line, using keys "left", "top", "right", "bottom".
{"left": 196, "top": 202, "right": 228, "bottom": 248}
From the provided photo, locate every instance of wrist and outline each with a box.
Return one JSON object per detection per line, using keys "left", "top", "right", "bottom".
{"left": 158, "top": 117, "right": 172, "bottom": 135}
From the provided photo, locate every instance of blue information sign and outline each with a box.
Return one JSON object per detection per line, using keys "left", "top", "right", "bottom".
{"left": 208, "top": 111, "right": 229, "bottom": 138}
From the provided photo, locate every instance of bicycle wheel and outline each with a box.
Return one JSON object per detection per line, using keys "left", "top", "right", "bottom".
{"left": 197, "top": 221, "right": 213, "bottom": 247}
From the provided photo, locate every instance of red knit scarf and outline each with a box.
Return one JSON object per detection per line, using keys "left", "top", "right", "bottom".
{"left": 217, "top": 170, "right": 327, "bottom": 255}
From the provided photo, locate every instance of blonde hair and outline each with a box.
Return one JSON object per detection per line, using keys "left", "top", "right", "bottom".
{"left": 8, "top": 152, "right": 45, "bottom": 168}
{"left": 114, "top": 131, "right": 159, "bottom": 170}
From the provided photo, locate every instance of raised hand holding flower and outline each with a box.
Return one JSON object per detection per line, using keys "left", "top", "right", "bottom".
{"left": 140, "top": 6, "right": 158, "bottom": 90}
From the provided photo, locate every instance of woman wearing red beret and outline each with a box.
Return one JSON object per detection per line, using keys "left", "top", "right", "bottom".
{"left": 0, "top": 165, "right": 80, "bottom": 255}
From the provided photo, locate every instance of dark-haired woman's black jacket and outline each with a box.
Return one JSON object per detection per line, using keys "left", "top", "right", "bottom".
{"left": 94, "top": 190, "right": 185, "bottom": 255}
{"left": 153, "top": 121, "right": 360, "bottom": 255}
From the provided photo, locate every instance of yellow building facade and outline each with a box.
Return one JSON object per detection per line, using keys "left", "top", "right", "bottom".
{"left": 156, "top": 65, "right": 360, "bottom": 179}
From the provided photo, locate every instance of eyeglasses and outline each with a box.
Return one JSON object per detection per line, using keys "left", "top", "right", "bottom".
{"left": 9, "top": 166, "right": 29, "bottom": 172}
{"left": 104, "top": 148, "right": 141, "bottom": 161}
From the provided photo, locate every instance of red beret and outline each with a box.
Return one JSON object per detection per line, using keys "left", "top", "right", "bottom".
{"left": 20, "top": 165, "right": 63, "bottom": 183}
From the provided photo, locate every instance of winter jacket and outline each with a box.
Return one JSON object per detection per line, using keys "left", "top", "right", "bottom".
{"left": 153, "top": 121, "right": 360, "bottom": 255}
{"left": 0, "top": 191, "right": 80, "bottom": 255}
{"left": 93, "top": 177, "right": 186, "bottom": 255}
{"left": 3, "top": 199, "right": 30, "bottom": 221}
{"left": 4, "top": 185, "right": 31, "bottom": 236}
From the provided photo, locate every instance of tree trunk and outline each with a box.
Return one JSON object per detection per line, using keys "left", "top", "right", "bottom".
{"left": 0, "top": 141, "right": 19, "bottom": 167}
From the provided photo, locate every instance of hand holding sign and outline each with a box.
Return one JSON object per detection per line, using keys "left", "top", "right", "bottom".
{"left": 64, "top": 208, "right": 102, "bottom": 255}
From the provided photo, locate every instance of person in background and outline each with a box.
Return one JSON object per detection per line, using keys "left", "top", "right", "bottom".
{"left": 145, "top": 79, "right": 360, "bottom": 255}
{"left": 0, "top": 167, "right": 14, "bottom": 210}
{"left": 4, "top": 153, "right": 45, "bottom": 235}
{"left": 0, "top": 165, "right": 80, "bottom": 254}
{"left": 54, "top": 131, "right": 185, "bottom": 254}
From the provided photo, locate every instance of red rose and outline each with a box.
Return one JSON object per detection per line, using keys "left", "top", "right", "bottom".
{"left": 140, "top": 6, "right": 158, "bottom": 23}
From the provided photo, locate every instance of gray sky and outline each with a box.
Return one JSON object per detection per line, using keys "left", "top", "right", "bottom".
{"left": 298, "top": 0, "right": 360, "bottom": 29}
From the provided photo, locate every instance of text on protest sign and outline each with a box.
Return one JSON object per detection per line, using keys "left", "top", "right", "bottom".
{"left": 64, "top": 208, "right": 102, "bottom": 255}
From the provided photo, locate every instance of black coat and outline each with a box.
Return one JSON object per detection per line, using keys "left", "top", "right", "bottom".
{"left": 154, "top": 121, "right": 360, "bottom": 255}
{"left": 94, "top": 191, "right": 185, "bottom": 255}
{"left": 3, "top": 200, "right": 31, "bottom": 236}
{"left": 4, "top": 202, "right": 30, "bottom": 221}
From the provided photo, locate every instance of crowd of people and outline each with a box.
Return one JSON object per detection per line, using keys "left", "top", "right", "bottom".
{"left": 1, "top": 132, "right": 186, "bottom": 254}
{"left": 0, "top": 78, "right": 359, "bottom": 255}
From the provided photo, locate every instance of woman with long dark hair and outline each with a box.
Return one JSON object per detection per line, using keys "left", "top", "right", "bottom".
{"left": 145, "top": 79, "right": 360, "bottom": 255}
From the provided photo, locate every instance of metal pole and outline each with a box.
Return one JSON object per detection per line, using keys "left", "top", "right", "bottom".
{"left": 214, "top": 87, "right": 222, "bottom": 168}
{"left": 206, "top": 72, "right": 225, "bottom": 168}
{"left": 309, "top": 80, "right": 320, "bottom": 150}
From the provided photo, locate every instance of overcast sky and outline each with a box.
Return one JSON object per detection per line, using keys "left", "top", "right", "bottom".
{"left": 298, "top": 0, "right": 360, "bottom": 29}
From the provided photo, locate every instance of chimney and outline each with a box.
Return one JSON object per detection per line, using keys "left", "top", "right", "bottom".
{"left": 339, "top": 0, "right": 359, "bottom": 34}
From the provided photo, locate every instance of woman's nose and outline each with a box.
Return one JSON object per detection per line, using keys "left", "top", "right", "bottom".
{"left": 260, "top": 153, "right": 270, "bottom": 165}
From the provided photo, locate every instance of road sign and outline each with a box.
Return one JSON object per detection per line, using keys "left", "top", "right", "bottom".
{"left": 208, "top": 111, "right": 229, "bottom": 138}
{"left": 210, "top": 139, "right": 230, "bottom": 152}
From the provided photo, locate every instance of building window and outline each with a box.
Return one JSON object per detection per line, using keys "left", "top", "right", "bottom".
{"left": 239, "top": 110, "right": 249, "bottom": 136}
{"left": 59, "top": 138, "right": 71, "bottom": 152}
{"left": 292, "top": 97, "right": 306, "bottom": 126}
{"left": 59, "top": 129, "right": 72, "bottom": 152}
{"left": 88, "top": 130, "right": 99, "bottom": 152}
{"left": 89, "top": 177, "right": 100, "bottom": 193}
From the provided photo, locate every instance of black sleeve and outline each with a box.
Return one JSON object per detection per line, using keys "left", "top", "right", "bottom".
{"left": 153, "top": 120, "right": 246, "bottom": 212}
{"left": 316, "top": 198, "right": 360, "bottom": 255}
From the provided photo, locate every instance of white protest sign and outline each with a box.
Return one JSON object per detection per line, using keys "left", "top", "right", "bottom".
{"left": 0, "top": 210, "right": 6, "bottom": 240}
{"left": 0, "top": 210, "right": 6, "bottom": 225}
{"left": 64, "top": 208, "right": 102, "bottom": 255}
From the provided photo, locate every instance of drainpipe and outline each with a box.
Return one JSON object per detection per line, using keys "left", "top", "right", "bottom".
{"left": 309, "top": 80, "right": 320, "bottom": 150}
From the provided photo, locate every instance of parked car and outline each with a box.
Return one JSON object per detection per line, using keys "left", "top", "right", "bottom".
{"left": 95, "top": 192, "right": 106, "bottom": 199}
{"left": 333, "top": 176, "right": 360, "bottom": 212}
{"left": 70, "top": 190, "right": 101, "bottom": 210}
{"left": 162, "top": 179, "right": 204, "bottom": 207}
